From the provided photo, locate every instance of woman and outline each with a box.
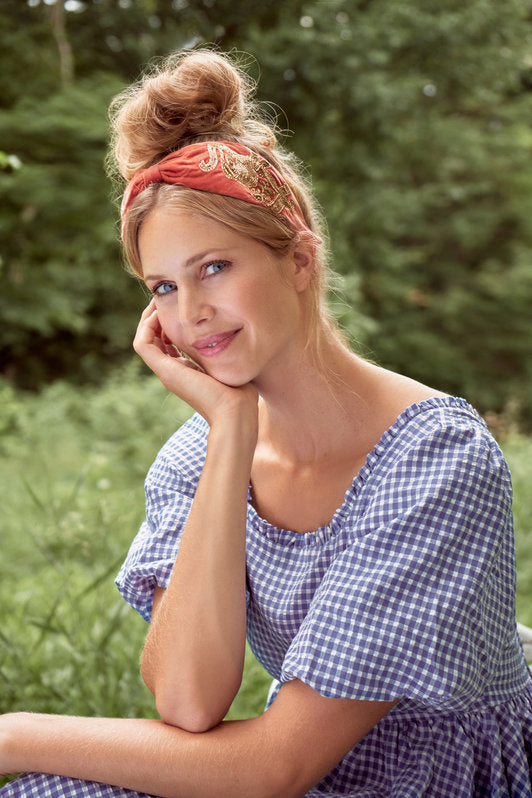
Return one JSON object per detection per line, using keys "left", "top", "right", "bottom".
{"left": 1, "top": 49, "right": 531, "bottom": 797}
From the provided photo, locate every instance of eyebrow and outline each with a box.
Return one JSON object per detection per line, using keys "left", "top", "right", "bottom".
{"left": 143, "top": 250, "right": 216, "bottom": 282}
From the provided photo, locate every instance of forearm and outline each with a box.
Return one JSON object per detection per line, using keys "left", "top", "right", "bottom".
{"left": 1, "top": 684, "right": 397, "bottom": 798}
{"left": 142, "top": 417, "right": 255, "bottom": 729}
{"left": 1, "top": 712, "right": 287, "bottom": 798}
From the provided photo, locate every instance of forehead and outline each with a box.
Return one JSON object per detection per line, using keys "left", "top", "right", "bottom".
{"left": 140, "top": 208, "right": 234, "bottom": 246}
{"left": 139, "top": 210, "right": 232, "bottom": 264}
{"left": 138, "top": 207, "right": 277, "bottom": 277}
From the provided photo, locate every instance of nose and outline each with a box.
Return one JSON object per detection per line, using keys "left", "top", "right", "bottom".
{"left": 177, "top": 284, "right": 213, "bottom": 327}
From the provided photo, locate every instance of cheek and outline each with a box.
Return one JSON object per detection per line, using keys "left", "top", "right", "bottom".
{"left": 241, "top": 270, "right": 291, "bottom": 315}
{"left": 255, "top": 282, "right": 300, "bottom": 333}
{"left": 155, "top": 304, "right": 184, "bottom": 347}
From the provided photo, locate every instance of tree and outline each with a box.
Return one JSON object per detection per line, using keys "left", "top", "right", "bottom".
{"left": 246, "top": 0, "right": 532, "bottom": 421}
{"left": 1, "top": 0, "right": 531, "bottom": 425}
{"left": 0, "top": 0, "right": 307, "bottom": 386}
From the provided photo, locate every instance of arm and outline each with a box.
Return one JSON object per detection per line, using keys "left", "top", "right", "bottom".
{"left": 0, "top": 680, "right": 398, "bottom": 798}
{"left": 133, "top": 302, "right": 258, "bottom": 731}
{"left": 141, "top": 417, "right": 254, "bottom": 731}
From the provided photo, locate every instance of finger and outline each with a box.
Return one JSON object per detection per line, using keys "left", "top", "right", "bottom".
{"left": 160, "top": 332, "right": 189, "bottom": 360}
{"left": 140, "top": 298, "right": 156, "bottom": 319}
{"left": 140, "top": 348, "right": 207, "bottom": 395}
{"left": 137, "top": 301, "right": 159, "bottom": 332}
{"left": 163, "top": 341, "right": 179, "bottom": 357}
{"left": 174, "top": 356, "right": 204, "bottom": 372}
{"left": 134, "top": 304, "right": 163, "bottom": 347}
{"left": 161, "top": 330, "right": 176, "bottom": 351}
{"left": 134, "top": 300, "right": 157, "bottom": 336}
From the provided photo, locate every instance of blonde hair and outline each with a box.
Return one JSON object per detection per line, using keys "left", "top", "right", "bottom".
{"left": 107, "top": 48, "right": 344, "bottom": 350}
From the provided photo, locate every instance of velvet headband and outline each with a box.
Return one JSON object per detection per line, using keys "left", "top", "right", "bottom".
{"left": 120, "top": 141, "right": 313, "bottom": 239}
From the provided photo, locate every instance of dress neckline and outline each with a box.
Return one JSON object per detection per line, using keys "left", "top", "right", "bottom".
{"left": 246, "top": 396, "right": 482, "bottom": 545}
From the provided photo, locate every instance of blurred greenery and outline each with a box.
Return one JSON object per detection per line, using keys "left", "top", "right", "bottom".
{"left": 1, "top": 5, "right": 531, "bottom": 787}
{"left": 0, "top": 368, "right": 272, "bottom": 722}
{"left": 0, "top": 370, "right": 273, "bottom": 788}
{"left": 1, "top": 0, "right": 531, "bottom": 425}
{"left": 0, "top": 370, "right": 530, "bottom": 793}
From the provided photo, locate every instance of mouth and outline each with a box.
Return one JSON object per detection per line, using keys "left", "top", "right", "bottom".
{"left": 192, "top": 329, "right": 241, "bottom": 358}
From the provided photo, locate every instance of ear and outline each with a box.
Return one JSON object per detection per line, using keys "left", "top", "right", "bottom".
{"left": 290, "top": 242, "right": 315, "bottom": 293}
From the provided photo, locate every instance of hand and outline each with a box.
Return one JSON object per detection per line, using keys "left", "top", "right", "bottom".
{"left": 133, "top": 301, "right": 258, "bottom": 432}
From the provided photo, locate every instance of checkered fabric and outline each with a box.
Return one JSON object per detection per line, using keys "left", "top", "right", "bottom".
{"left": 0, "top": 775, "right": 156, "bottom": 798}
{"left": 4, "top": 397, "right": 532, "bottom": 797}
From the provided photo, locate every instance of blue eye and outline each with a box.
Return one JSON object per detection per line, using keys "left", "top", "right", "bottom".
{"left": 204, "top": 260, "right": 229, "bottom": 277}
{"left": 152, "top": 281, "right": 176, "bottom": 296}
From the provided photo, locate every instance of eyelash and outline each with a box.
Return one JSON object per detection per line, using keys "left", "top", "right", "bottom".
{"left": 203, "top": 259, "right": 230, "bottom": 277}
{"left": 150, "top": 260, "right": 230, "bottom": 297}
{"left": 151, "top": 282, "right": 176, "bottom": 297}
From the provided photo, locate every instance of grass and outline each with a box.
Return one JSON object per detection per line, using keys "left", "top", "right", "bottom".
{"left": 0, "top": 364, "right": 272, "bottom": 732}
{"left": 505, "top": 434, "right": 532, "bottom": 626}
{"left": 1, "top": 366, "right": 532, "bottom": 787}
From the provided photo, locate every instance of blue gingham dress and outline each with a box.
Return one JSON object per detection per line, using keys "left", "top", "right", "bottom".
{"left": 4, "top": 397, "right": 532, "bottom": 797}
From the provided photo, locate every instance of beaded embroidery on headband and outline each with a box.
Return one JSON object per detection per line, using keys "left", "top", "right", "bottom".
{"left": 120, "top": 141, "right": 315, "bottom": 239}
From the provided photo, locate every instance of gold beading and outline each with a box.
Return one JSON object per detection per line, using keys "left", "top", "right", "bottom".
{"left": 198, "top": 143, "right": 295, "bottom": 215}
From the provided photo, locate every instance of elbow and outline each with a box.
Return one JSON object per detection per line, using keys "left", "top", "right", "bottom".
{"left": 159, "top": 708, "right": 222, "bottom": 734}
{"left": 147, "top": 665, "right": 241, "bottom": 733}
{"left": 140, "top": 648, "right": 157, "bottom": 696}
{"left": 141, "top": 652, "right": 239, "bottom": 732}
{"left": 155, "top": 693, "right": 226, "bottom": 734}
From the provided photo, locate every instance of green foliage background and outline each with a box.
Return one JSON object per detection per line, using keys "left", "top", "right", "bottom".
{"left": 0, "top": 373, "right": 273, "bottom": 789}
{"left": 1, "top": 4, "right": 532, "bottom": 779}
{"left": 0, "top": 371, "right": 531, "bottom": 779}
{"left": 1, "top": 0, "right": 531, "bottom": 423}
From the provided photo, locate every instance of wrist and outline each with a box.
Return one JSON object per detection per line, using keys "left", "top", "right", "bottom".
{"left": 0, "top": 712, "right": 29, "bottom": 776}
{"left": 207, "top": 395, "right": 259, "bottom": 450}
{"left": 207, "top": 415, "right": 257, "bottom": 472}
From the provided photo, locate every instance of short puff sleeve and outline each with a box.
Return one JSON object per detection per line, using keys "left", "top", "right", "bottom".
{"left": 115, "top": 414, "right": 208, "bottom": 622}
{"left": 280, "top": 415, "right": 515, "bottom": 710}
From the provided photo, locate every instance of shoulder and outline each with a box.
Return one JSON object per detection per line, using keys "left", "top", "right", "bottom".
{"left": 376, "top": 396, "right": 505, "bottom": 470}
{"left": 360, "top": 396, "right": 512, "bottom": 535}
{"left": 146, "top": 412, "right": 210, "bottom": 496}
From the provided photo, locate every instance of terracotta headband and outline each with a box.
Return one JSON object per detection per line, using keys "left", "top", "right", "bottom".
{"left": 120, "top": 140, "right": 316, "bottom": 240}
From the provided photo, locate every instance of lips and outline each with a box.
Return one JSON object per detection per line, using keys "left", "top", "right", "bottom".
{"left": 192, "top": 329, "right": 241, "bottom": 357}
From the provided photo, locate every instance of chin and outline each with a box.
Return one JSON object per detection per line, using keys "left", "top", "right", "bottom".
{"left": 204, "top": 364, "right": 256, "bottom": 388}
{"left": 217, "top": 374, "right": 253, "bottom": 388}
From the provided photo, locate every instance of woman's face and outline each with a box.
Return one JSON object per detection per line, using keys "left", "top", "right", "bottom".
{"left": 138, "top": 208, "right": 312, "bottom": 387}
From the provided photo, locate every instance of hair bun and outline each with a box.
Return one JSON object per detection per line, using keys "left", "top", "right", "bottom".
{"left": 172, "top": 50, "right": 244, "bottom": 132}
{"left": 110, "top": 50, "right": 265, "bottom": 181}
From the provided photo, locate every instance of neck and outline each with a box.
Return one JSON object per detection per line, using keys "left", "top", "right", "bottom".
{"left": 254, "top": 332, "right": 370, "bottom": 466}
